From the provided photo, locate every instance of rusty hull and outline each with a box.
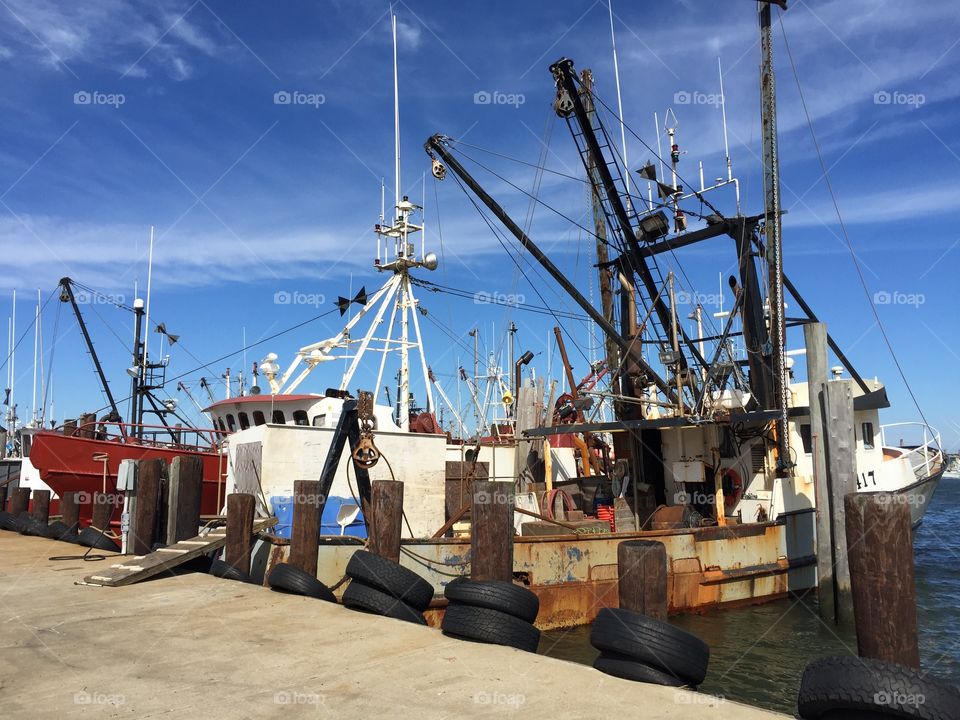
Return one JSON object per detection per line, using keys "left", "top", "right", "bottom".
{"left": 299, "top": 518, "right": 814, "bottom": 630}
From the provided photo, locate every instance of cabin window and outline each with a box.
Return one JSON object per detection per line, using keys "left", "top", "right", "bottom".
{"left": 226, "top": 414, "right": 236, "bottom": 432}
{"left": 238, "top": 412, "right": 250, "bottom": 430}
{"left": 271, "top": 410, "right": 286, "bottom": 424}
{"left": 293, "top": 410, "right": 309, "bottom": 426}
{"left": 799, "top": 424, "right": 812, "bottom": 455}
{"left": 252, "top": 411, "right": 266, "bottom": 426}
{"left": 861, "top": 422, "right": 875, "bottom": 450}
{"left": 312, "top": 414, "right": 326, "bottom": 427}
{"left": 217, "top": 417, "right": 226, "bottom": 433}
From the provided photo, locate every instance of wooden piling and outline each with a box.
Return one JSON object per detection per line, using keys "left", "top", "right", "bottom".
{"left": 60, "top": 491, "right": 80, "bottom": 534}
{"left": 130, "top": 459, "right": 164, "bottom": 555}
{"left": 844, "top": 492, "right": 920, "bottom": 667}
{"left": 166, "top": 456, "right": 204, "bottom": 544}
{"left": 823, "top": 379, "right": 856, "bottom": 624}
{"left": 368, "top": 480, "right": 404, "bottom": 563}
{"left": 91, "top": 492, "right": 115, "bottom": 530}
{"left": 30, "top": 489, "right": 50, "bottom": 525}
{"left": 225, "top": 493, "right": 256, "bottom": 576}
{"left": 617, "top": 540, "right": 668, "bottom": 621}
{"left": 288, "top": 480, "right": 321, "bottom": 577}
{"left": 10, "top": 487, "right": 30, "bottom": 516}
{"left": 470, "top": 481, "right": 513, "bottom": 581}
{"left": 804, "top": 322, "right": 835, "bottom": 620}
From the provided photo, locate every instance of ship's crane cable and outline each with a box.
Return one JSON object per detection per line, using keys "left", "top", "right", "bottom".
{"left": 573, "top": 75, "right": 727, "bottom": 222}
{"left": 447, "top": 140, "right": 717, "bottom": 403}
{"left": 449, "top": 132, "right": 730, "bottom": 369}
{"left": 446, "top": 167, "right": 595, "bottom": 370}
{"left": 778, "top": 16, "right": 932, "bottom": 432}
{"left": 449, "top": 138, "right": 717, "bottom": 225}
{"left": 411, "top": 280, "right": 589, "bottom": 322}
{"left": 84, "top": 307, "right": 342, "bottom": 418}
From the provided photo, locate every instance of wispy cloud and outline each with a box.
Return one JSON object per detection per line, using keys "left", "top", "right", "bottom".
{"left": 0, "top": 0, "right": 228, "bottom": 80}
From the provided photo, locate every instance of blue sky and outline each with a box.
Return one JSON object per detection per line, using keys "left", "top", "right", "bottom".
{"left": 0, "top": 0, "right": 957, "bottom": 450}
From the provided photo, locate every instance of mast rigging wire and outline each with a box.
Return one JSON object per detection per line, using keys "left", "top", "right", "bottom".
{"left": 778, "top": 15, "right": 932, "bottom": 432}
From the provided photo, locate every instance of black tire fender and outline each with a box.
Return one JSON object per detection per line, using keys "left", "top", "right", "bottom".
{"left": 798, "top": 655, "right": 960, "bottom": 720}
{"left": 0, "top": 510, "right": 17, "bottom": 531}
{"left": 590, "top": 607, "right": 709, "bottom": 686}
{"left": 77, "top": 526, "right": 121, "bottom": 552}
{"left": 342, "top": 580, "right": 426, "bottom": 624}
{"left": 593, "top": 651, "right": 693, "bottom": 687}
{"left": 345, "top": 550, "right": 433, "bottom": 611}
{"left": 267, "top": 563, "right": 337, "bottom": 602}
{"left": 443, "top": 577, "right": 539, "bottom": 623}
{"left": 208, "top": 559, "right": 251, "bottom": 583}
{"left": 46, "top": 520, "right": 76, "bottom": 541}
{"left": 441, "top": 603, "right": 540, "bottom": 653}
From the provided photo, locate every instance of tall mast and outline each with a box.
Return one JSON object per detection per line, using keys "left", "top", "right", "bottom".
{"left": 760, "top": 1, "right": 790, "bottom": 472}
{"left": 580, "top": 69, "right": 618, "bottom": 390}
{"left": 31, "top": 290, "right": 38, "bottom": 426}
{"left": 607, "top": 0, "right": 631, "bottom": 208}
{"left": 393, "top": 10, "right": 401, "bottom": 211}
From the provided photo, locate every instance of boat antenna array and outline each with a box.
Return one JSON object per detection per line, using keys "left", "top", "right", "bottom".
{"left": 261, "top": 7, "right": 438, "bottom": 431}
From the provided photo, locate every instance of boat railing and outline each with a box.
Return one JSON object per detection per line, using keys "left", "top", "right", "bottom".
{"left": 880, "top": 422, "right": 943, "bottom": 480}
{"left": 63, "top": 421, "right": 227, "bottom": 453}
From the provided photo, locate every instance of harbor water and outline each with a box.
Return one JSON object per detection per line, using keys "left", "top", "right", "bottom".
{"left": 540, "top": 479, "right": 960, "bottom": 714}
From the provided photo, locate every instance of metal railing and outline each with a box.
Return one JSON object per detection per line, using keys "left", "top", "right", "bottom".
{"left": 61, "top": 421, "right": 227, "bottom": 453}
{"left": 880, "top": 422, "right": 943, "bottom": 480}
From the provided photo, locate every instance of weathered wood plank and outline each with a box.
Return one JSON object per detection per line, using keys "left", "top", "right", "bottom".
{"left": 82, "top": 518, "right": 276, "bottom": 587}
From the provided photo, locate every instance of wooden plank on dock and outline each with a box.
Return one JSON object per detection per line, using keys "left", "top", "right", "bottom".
{"left": 81, "top": 517, "right": 276, "bottom": 587}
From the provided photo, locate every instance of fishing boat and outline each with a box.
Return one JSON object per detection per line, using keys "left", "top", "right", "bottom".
{"left": 213, "top": 4, "right": 942, "bottom": 628}
{"left": 943, "top": 454, "right": 960, "bottom": 481}
{"left": 22, "top": 277, "right": 229, "bottom": 526}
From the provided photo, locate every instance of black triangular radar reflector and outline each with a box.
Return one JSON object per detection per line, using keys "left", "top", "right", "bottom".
{"left": 353, "top": 286, "right": 367, "bottom": 306}
{"left": 656, "top": 181, "right": 677, "bottom": 199}
{"left": 636, "top": 162, "right": 657, "bottom": 182}
{"left": 335, "top": 296, "right": 351, "bottom": 316}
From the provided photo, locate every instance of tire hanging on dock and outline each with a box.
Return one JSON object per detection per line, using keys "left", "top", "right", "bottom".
{"left": 342, "top": 580, "right": 427, "bottom": 624}
{"left": 590, "top": 608, "right": 709, "bottom": 686}
{"left": 593, "top": 651, "right": 693, "bottom": 687}
{"left": 798, "top": 656, "right": 960, "bottom": 720}
{"left": 207, "top": 559, "right": 251, "bottom": 583}
{"left": 77, "top": 526, "right": 121, "bottom": 552}
{"left": 268, "top": 562, "right": 337, "bottom": 602}
{"left": 345, "top": 550, "right": 434, "bottom": 611}
{"left": 443, "top": 578, "right": 540, "bottom": 624}
{"left": 0, "top": 511, "right": 18, "bottom": 531}
{"left": 441, "top": 604, "right": 541, "bottom": 653}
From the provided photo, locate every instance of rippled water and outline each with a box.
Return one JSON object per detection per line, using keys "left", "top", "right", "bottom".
{"left": 540, "top": 480, "right": 960, "bottom": 714}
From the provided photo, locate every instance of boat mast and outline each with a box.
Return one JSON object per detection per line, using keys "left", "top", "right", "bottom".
{"left": 8, "top": 289, "right": 15, "bottom": 440}
{"left": 760, "top": 1, "right": 791, "bottom": 472}
{"left": 580, "top": 69, "right": 618, "bottom": 394}
{"left": 55, "top": 279, "right": 124, "bottom": 434}
{"left": 31, "top": 290, "right": 38, "bottom": 426}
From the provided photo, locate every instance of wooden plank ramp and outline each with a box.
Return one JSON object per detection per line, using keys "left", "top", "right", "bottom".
{"left": 82, "top": 517, "right": 277, "bottom": 587}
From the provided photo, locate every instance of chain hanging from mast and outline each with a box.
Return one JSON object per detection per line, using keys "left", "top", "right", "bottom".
{"left": 760, "top": 0, "right": 791, "bottom": 472}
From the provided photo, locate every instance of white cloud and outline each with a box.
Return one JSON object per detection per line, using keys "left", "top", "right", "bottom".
{"left": 785, "top": 185, "right": 960, "bottom": 228}
{"left": 396, "top": 19, "right": 422, "bottom": 50}
{"left": 0, "top": 0, "right": 228, "bottom": 81}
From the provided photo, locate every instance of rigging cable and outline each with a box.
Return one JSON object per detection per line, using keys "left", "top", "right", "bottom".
{"left": 446, "top": 166, "right": 596, "bottom": 370}
{"left": 779, "top": 15, "right": 932, "bottom": 431}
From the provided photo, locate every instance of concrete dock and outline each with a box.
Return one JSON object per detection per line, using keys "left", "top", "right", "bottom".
{"left": 0, "top": 534, "right": 788, "bottom": 718}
